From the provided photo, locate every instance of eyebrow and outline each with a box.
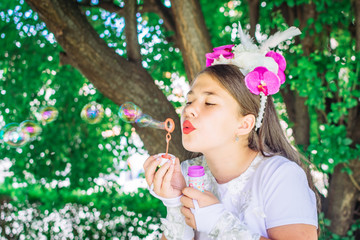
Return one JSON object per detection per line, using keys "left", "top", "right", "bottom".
{"left": 187, "top": 90, "right": 218, "bottom": 97}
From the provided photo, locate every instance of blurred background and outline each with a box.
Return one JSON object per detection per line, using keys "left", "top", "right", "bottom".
{"left": 0, "top": 0, "right": 359, "bottom": 239}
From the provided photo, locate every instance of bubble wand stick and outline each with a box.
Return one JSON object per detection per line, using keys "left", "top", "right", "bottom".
{"left": 156, "top": 118, "right": 176, "bottom": 167}
{"left": 164, "top": 118, "right": 175, "bottom": 157}
{"left": 118, "top": 102, "right": 176, "bottom": 166}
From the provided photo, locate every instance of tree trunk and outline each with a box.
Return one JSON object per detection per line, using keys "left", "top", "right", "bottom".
{"left": 326, "top": 161, "right": 360, "bottom": 235}
{"left": 325, "top": 0, "right": 360, "bottom": 235}
{"left": 281, "top": 88, "right": 310, "bottom": 147}
{"left": 25, "top": 0, "right": 185, "bottom": 158}
{"left": 246, "top": 0, "right": 259, "bottom": 38}
{"left": 278, "top": 3, "right": 316, "bottom": 149}
{"left": 170, "top": 0, "right": 212, "bottom": 83}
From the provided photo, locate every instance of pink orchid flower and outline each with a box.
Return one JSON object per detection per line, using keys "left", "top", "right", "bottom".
{"left": 245, "top": 67, "right": 281, "bottom": 96}
{"left": 205, "top": 44, "right": 234, "bottom": 67}
{"left": 265, "top": 51, "right": 287, "bottom": 84}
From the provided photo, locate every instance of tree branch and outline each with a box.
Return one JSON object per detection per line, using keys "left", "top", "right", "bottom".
{"left": 170, "top": 0, "right": 212, "bottom": 82}
{"left": 140, "top": 0, "right": 175, "bottom": 33}
{"left": 78, "top": 0, "right": 124, "bottom": 15}
{"left": 246, "top": 0, "right": 259, "bottom": 39}
{"left": 124, "top": 0, "right": 142, "bottom": 64}
{"left": 25, "top": 0, "right": 185, "bottom": 158}
{"left": 355, "top": 0, "right": 360, "bottom": 51}
{"left": 78, "top": 0, "right": 177, "bottom": 49}
{"left": 347, "top": 0, "right": 360, "bottom": 147}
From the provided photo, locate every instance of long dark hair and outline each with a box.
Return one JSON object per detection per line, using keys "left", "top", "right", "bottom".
{"left": 196, "top": 64, "right": 321, "bottom": 218}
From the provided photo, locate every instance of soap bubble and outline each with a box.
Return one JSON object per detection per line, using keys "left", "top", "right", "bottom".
{"left": 81, "top": 102, "right": 104, "bottom": 124}
{"left": 118, "top": 102, "right": 142, "bottom": 123}
{"left": 135, "top": 114, "right": 153, "bottom": 127}
{"left": 38, "top": 106, "right": 59, "bottom": 124}
{"left": 118, "top": 102, "right": 174, "bottom": 131}
{"left": 0, "top": 123, "right": 30, "bottom": 147}
{"left": 20, "top": 120, "right": 42, "bottom": 140}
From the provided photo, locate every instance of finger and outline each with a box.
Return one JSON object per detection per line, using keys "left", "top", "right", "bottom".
{"left": 182, "top": 187, "right": 203, "bottom": 200}
{"left": 144, "top": 156, "right": 161, "bottom": 186}
{"left": 181, "top": 207, "right": 196, "bottom": 229}
{"left": 174, "top": 157, "right": 181, "bottom": 168}
{"left": 180, "top": 195, "right": 195, "bottom": 208}
{"left": 173, "top": 157, "right": 183, "bottom": 174}
{"left": 153, "top": 161, "right": 171, "bottom": 192}
{"left": 161, "top": 161, "right": 174, "bottom": 190}
{"left": 184, "top": 217, "right": 196, "bottom": 229}
{"left": 180, "top": 206, "right": 193, "bottom": 218}
{"left": 143, "top": 155, "right": 156, "bottom": 170}
{"left": 204, "top": 190, "right": 213, "bottom": 195}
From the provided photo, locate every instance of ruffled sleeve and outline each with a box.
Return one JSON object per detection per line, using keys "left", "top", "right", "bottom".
{"left": 208, "top": 210, "right": 261, "bottom": 240}
{"left": 158, "top": 159, "right": 196, "bottom": 240}
{"left": 161, "top": 206, "right": 194, "bottom": 240}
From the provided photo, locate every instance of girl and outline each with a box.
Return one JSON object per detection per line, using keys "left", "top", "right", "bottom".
{"left": 144, "top": 26, "right": 319, "bottom": 240}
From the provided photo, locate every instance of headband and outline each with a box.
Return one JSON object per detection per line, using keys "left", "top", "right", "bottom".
{"left": 206, "top": 23, "right": 301, "bottom": 130}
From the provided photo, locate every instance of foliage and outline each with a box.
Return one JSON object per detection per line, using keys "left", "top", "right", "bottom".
{"left": 1, "top": 0, "right": 360, "bottom": 238}
{"left": 0, "top": 0, "right": 166, "bottom": 238}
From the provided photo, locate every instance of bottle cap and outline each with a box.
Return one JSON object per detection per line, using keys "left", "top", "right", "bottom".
{"left": 188, "top": 165, "right": 205, "bottom": 177}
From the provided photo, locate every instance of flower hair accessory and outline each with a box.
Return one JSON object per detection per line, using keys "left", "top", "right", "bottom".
{"left": 206, "top": 23, "right": 301, "bottom": 130}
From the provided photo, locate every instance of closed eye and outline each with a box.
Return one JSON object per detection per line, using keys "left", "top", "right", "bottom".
{"left": 205, "top": 103, "right": 216, "bottom": 106}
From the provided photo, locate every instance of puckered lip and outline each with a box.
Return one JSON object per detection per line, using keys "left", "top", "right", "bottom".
{"left": 182, "top": 120, "right": 196, "bottom": 134}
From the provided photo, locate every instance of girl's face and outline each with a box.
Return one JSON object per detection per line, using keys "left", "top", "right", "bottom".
{"left": 181, "top": 73, "right": 243, "bottom": 153}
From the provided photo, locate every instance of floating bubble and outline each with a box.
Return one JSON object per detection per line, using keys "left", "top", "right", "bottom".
{"left": 20, "top": 120, "right": 42, "bottom": 140}
{"left": 135, "top": 114, "right": 153, "bottom": 127}
{"left": 135, "top": 114, "right": 167, "bottom": 129}
{"left": 81, "top": 102, "right": 104, "bottom": 124}
{"left": 118, "top": 102, "right": 175, "bottom": 132}
{"left": 0, "top": 123, "right": 30, "bottom": 147}
{"left": 38, "top": 106, "right": 59, "bottom": 124}
{"left": 118, "top": 102, "right": 142, "bottom": 123}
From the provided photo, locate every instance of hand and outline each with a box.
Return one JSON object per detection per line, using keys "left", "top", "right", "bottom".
{"left": 143, "top": 155, "right": 186, "bottom": 198}
{"left": 180, "top": 187, "right": 220, "bottom": 229}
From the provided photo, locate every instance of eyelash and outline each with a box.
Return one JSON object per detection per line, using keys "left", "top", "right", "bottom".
{"left": 185, "top": 101, "right": 215, "bottom": 106}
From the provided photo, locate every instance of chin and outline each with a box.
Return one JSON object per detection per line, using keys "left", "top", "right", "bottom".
{"left": 182, "top": 138, "right": 200, "bottom": 153}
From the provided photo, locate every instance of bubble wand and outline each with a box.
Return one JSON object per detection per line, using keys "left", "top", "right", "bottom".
{"left": 164, "top": 118, "right": 175, "bottom": 157}
{"left": 118, "top": 102, "right": 176, "bottom": 166}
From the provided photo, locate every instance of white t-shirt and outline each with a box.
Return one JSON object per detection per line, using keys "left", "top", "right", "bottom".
{"left": 180, "top": 153, "right": 318, "bottom": 239}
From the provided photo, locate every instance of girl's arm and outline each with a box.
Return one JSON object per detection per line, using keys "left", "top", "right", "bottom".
{"left": 144, "top": 156, "right": 194, "bottom": 239}
{"left": 266, "top": 224, "right": 317, "bottom": 240}
{"left": 208, "top": 209, "right": 317, "bottom": 240}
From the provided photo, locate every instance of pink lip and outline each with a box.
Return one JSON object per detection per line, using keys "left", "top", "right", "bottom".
{"left": 183, "top": 120, "right": 196, "bottom": 134}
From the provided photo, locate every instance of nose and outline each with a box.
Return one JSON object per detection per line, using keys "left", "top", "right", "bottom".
{"left": 183, "top": 103, "right": 198, "bottom": 118}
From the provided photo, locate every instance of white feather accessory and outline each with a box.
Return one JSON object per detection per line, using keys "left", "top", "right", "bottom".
{"left": 260, "top": 26, "right": 301, "bottom": 51}
{"left": 237, "top": 22, "right": 258, "bottom": 51}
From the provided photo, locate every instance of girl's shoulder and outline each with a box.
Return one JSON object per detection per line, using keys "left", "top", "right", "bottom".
{"left": 256, "top": 154, "right": 309, "bottom": 189}
{"left": 260, "top": 154, "right": 297, "bottom": 169}
{"left": 259, "top": 154, "right": 304, "bottom": 176}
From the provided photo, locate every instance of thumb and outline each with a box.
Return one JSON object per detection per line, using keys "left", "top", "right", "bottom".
{"left": 174, "top": 157, "right": 182, "bottom": 170}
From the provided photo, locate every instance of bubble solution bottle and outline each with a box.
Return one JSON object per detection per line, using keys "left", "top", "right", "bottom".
{"left": 188, "top": 166, "right": 205, "bottom": 192}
